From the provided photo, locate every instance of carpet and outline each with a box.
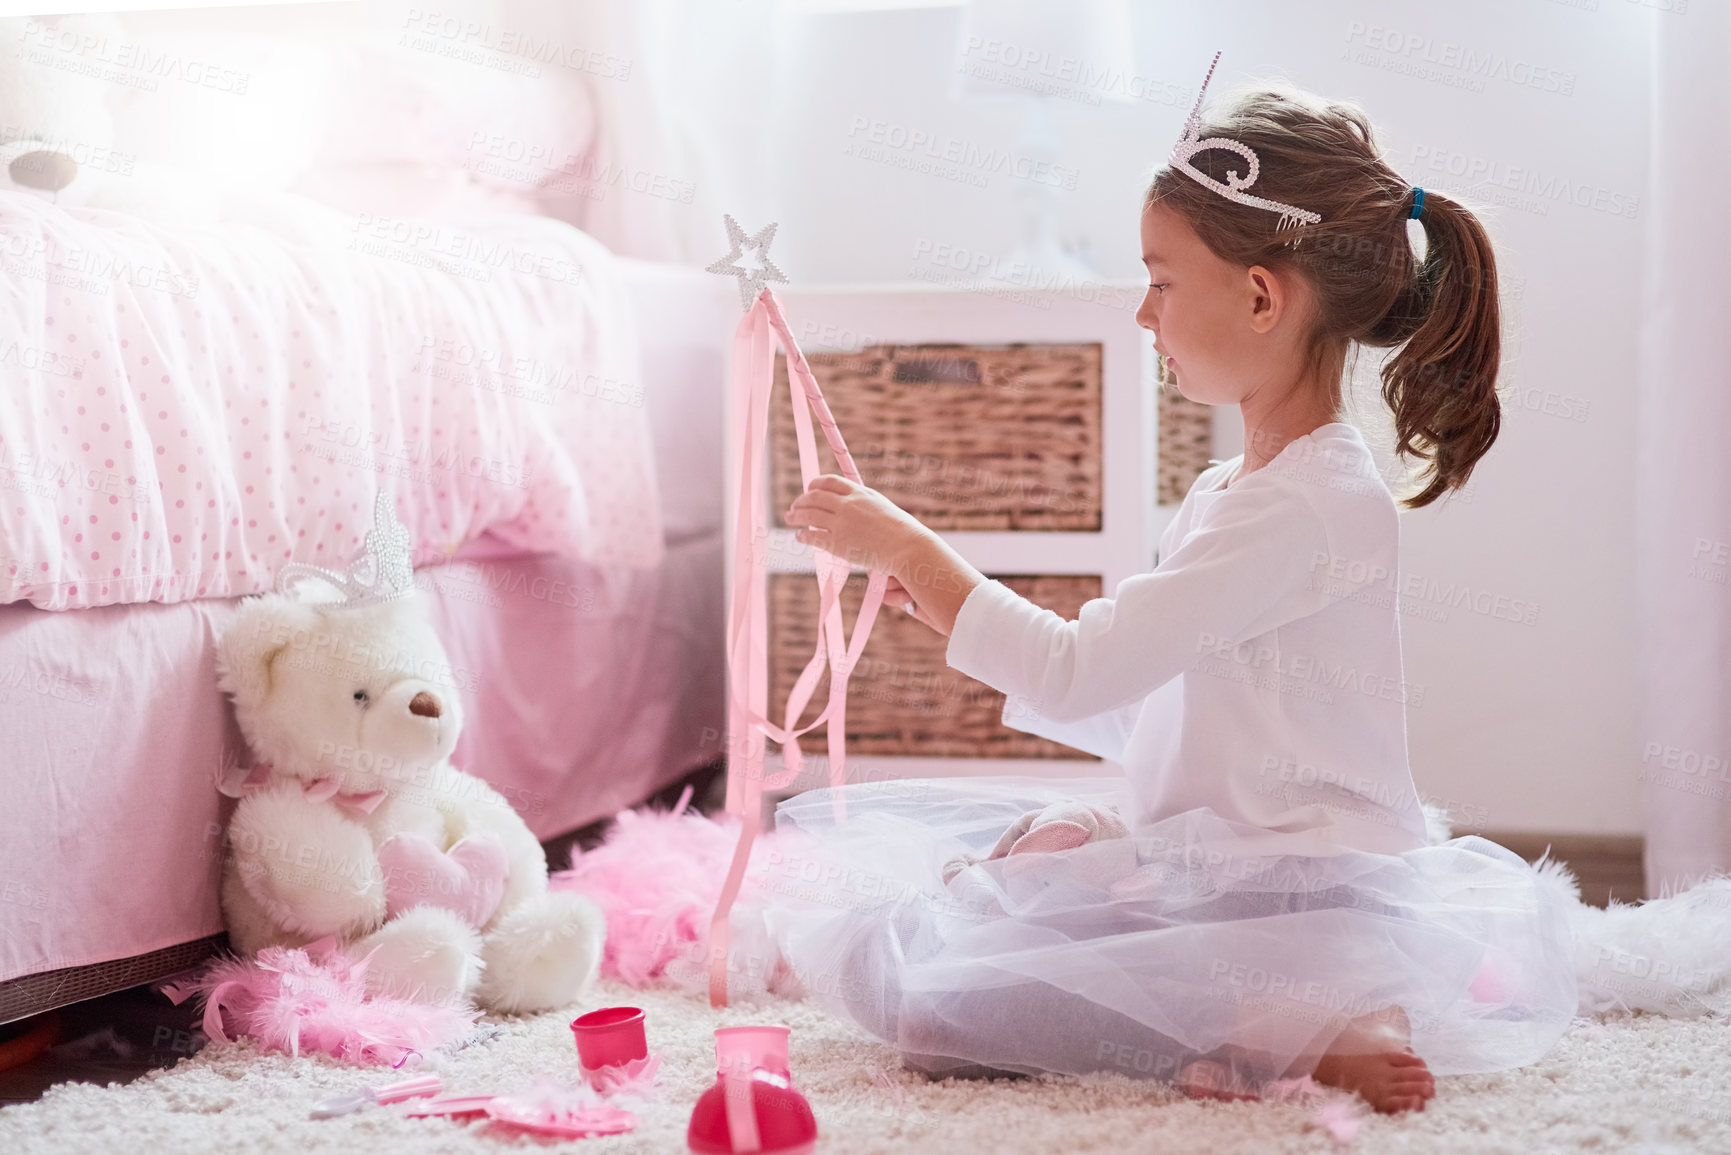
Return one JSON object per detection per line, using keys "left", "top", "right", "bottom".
{"left": 1, "top": 977, "right": 1728, "bottom": 1154}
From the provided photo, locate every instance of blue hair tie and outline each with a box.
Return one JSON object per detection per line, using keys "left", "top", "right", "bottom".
{"left": 1409, "top": 186, "right": 1425, "bottom": 220}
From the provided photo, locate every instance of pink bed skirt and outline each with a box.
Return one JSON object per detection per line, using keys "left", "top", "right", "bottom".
{"left": 0, "top": 533, "right": 723, "bottom": 986}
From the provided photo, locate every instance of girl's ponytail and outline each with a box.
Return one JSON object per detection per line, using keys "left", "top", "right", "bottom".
{"left": 1372, "top": 189, "right": 1502, "bottom": 508}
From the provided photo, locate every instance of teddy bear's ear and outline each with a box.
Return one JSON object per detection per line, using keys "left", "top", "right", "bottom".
{"left": 216, "top": 593, "right": 320, "bottom": 714}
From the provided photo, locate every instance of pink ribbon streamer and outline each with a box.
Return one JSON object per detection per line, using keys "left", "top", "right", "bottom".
{"left": 708, "top": 288, "right": 888, "bottom": 1007}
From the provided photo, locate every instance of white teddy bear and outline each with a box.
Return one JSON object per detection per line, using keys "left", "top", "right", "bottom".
{"left": 213, "top": 494, "right": 604, "bottom": 1014}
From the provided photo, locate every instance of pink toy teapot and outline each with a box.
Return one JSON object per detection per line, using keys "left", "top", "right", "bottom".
{"left": 687, "top": 1026, "right": 817, "bottom": 1154}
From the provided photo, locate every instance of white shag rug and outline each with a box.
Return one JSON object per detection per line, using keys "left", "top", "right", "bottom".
{"left": 2, "top": 978, "right": 1729, "bottom": 1155}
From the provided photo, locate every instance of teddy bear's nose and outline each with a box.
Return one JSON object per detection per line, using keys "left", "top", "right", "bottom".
{"left": 409, "top": 691, "right": 442, "bottom": 719}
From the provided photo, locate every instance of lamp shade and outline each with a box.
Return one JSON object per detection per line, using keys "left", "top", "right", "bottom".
{"left": 953, "top": 0, "right": 1137, "bottom": 105}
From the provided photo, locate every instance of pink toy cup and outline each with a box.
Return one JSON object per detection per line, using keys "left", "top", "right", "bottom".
{"left": 714, "top": 1025, "right": 791, "bottom": 1077}
{"left": 571, "top": 1006, "right": 648, "bottom": 1072}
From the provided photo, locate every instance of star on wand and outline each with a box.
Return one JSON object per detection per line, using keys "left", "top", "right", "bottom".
{"left": 706, "top": 214, "right": 788, "bottom": 310}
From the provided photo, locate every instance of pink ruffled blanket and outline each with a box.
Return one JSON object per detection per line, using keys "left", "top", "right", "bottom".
{"left": 0, "top": 191, "right": 663, "bottom": 610}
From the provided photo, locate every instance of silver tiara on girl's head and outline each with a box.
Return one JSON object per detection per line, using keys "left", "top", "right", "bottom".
{"left": 1169, "top": 51, "right": 1323, "bottom": 235}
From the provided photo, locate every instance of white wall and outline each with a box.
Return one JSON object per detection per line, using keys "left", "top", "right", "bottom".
{"left": 767, "top": 0, "right": 1649, "bottom": 836}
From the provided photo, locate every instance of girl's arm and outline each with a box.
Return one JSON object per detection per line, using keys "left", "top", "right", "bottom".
{"left": 945, "top": 488, "right": 1332, "bottom": 723}
{"left": 787, "top": 473, "right": 1336, "bottom": 727}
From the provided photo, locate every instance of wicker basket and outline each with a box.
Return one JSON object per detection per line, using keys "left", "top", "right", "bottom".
{"left": 1156, "top": 353, "right": 1216, "bottom": 505}
{"left": 769, "top": 344, "right": 1102, "bottom": 531}
{"left": 767, "top": 572, "right": 1103, "bottom": 760}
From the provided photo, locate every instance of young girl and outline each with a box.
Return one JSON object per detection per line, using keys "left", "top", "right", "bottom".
{"left": 774, "top": 70, "right": 1576, "bottom": 1114}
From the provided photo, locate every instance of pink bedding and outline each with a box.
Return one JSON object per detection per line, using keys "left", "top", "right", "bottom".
{"left": 0, "top": 536, "right": 723, "bottom": 986}
{"left": 0, "top": 253, "right": 731, "bottom": 992}
{"left": 0, "top": 191, "right": 663, "bottom": 611}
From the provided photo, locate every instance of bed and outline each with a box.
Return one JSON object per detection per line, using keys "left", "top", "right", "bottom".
{"left": 0, "top": 189, "right": 733, "bottom": 1019}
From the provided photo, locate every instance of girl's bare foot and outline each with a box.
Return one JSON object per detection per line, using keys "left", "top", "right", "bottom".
{"left": 1311, "top": 1006, "right": 1436, "bottom": 1114}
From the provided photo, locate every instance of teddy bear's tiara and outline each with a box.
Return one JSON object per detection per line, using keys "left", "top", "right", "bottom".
{"left": 275, "top": 489, "right": 416, "bottom": 608}
{"left": 1168, "top": 51, "right": 1322, "bottom": 235}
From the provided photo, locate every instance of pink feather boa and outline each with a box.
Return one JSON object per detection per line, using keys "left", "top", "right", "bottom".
{"left": 162, "top": 937, "right": 479, "bottom": 1066}
{"left": 548, "top": 788, "right": 804, "bottom": 992}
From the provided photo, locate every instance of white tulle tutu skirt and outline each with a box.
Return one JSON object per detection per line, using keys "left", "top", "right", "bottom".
{"left": 757, "top": 776, "right": 1578, "bottom": 1089}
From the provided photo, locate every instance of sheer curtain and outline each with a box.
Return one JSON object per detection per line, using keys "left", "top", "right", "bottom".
{"left": 1635, "top": 2, "right": 1731, "bottom": 896}
{"left": 499, "top": 0, "right": 781, "bottom": 263}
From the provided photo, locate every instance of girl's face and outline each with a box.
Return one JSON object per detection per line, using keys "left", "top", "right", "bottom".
{"left": 1135, "top": 202, "right": 1311, "bottom": 407}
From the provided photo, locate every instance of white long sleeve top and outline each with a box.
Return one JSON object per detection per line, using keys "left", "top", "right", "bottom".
{"left": 944, "top": 422, "right": 1430, "bottom": 855}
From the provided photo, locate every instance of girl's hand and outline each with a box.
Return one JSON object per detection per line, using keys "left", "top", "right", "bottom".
{"left": 785, "top": 473, "right": 988, "bottom": 638}
{"left": 882, "top": 574, "right": 945, "bottom": 632}
{"left": 784, "top": 474, "right": 927, "bottom": 576}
